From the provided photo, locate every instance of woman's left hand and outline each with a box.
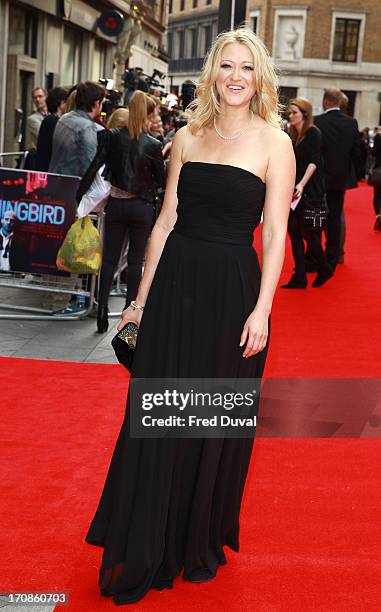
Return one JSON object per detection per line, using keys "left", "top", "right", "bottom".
{"left": 240, "top": 308, "right": 269, "bottom": 357}
{"left": 294, "top": 182, "right": 304, "bottom": 197}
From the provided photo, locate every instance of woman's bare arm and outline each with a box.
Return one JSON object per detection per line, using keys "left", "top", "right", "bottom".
{"left": 257, "top": 131, "right": 296, "bottom": 313}
{"left": 241, "top": 130, "right": 295, "bottom": 356}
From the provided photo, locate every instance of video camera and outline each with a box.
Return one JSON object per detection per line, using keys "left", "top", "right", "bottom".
{"left": 181, "top": 80, "right": 196, "bottom": 111}
{"left": 99, "top": 78, "right": 123, "bottom": 115}
{"left": 122, "top": 68, "right": 167, "bottom": 105}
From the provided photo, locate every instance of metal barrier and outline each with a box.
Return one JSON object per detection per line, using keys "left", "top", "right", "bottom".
{"left": 0, "top": 163, "right": 103, "bottom": 321}
{"left": 108, "top": 238, "right": 130, "bottom": 319}
{"left": 0, "top": 160, "right": 143, "bottom": 322}
{"left": 0, "top": 151, "right": 28, "bottom": 168}
{"left": 0, "top": 213, "right": 101, "bottom": 321}
{"left": 0, "top": 272, "right": 97, "bottom": 320}
{"left": 0, "top": 212, "right": 130, "bottom": 321}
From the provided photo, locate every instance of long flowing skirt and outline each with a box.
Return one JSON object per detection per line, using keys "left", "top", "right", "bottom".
{"left": 85, "top": 231, "right": 269, "bottom": 605}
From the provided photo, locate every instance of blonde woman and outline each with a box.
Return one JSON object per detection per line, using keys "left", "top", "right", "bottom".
{"left": 77, "top": 91, "right": 165, "bottom": 332}
{"left": 84, "top": 27, "right": 295, "bottom": 604}
{"left": 107, "top": 107, "right": 129, "bottom": 129}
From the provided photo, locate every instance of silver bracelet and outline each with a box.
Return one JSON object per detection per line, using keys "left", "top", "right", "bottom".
{"left": 130, "top": 300, "right": 144, "bottom": 311}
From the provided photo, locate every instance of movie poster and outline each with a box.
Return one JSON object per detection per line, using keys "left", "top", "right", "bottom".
{"left": 0, "top": 168, "right": 79, "bottom": 275}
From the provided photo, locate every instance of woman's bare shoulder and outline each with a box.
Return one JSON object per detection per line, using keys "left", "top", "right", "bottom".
{"left": 175, "top": 123, "right": 208, "bottom": 161}
{"left": 261, "top": 123, "right": 290, "bottom": 143}
{"left": 171, "top": 124, "right": 196, "bottom": 149}
{"left": 169, "top": 126, "right": 189, "bottom": 161}
{"left": 261, "top": 126, "right": 293, "bottom": 159}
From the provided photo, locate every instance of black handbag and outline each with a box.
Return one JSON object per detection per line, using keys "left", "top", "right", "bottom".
{"left": 111, "top": 322, "right": 139, "bottom": 372}
{"left": 301, "top": 193, "right": 328, "bottom": 230}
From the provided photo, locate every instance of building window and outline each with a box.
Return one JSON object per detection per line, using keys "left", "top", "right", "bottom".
{"left": 198, "top": 24, "right": 212, "bottom": 55}
{"left": 92, "top": 40, "right": 107, "bottom": 81}
{"left": 46, "top": 21, "right": 61, "bottom": 75}
{"left": 169, "top": 0, "right": 173, "bottom": 13}
{"left": 174, "top": 30, "right": 185, "bottom": 59}
{"left": 333, "top": 18, "right": 360, "bottom": 62}
{"left": 204, "top": 25, "right": 211, "bottom": 53}
{"left": 62, "top": 27, "right": 82, "bottom": 86}
{"left": 180, "top": 0, "right": 185, "bottom": 11}
{"left": 8, "top": 6, "right": 38, "bottom": 58}
{"left": 167, "top": 32, "right": 173, "bottom": 57}
{"left": 206, "top": 0, "right": 212, "bottom": 5}
{"left": 193, "top": 0, "right": 198, "bottom": 7}
{"left": 249, "top": 10, "right": 260, "bottom": 35}
{"left": 179, "top": 30, "right": 185, "bottom": 57}
{"left": 25, "top": 13, "right": 38, "bottom": 57}
{"left": 186, "top": 29, "right": 197, "bottom": 58}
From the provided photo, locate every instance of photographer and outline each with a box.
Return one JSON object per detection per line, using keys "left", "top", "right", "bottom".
{"left": 77, "top": 91, "right": 166, "bottom": 333}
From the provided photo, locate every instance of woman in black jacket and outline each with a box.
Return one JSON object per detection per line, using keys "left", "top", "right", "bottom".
{"left": 282, "top": 97, "right": 333, "bottom": 289}
{"left": 77, "top": 91, "right": 166, "bottom": 332}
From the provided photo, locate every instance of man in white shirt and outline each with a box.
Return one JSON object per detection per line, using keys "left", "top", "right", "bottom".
{"left": 26, "top": 87, "right": 48, "bottom": 149}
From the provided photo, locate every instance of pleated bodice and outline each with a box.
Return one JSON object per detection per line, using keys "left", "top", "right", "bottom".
{"left": 173, "top": 161, "right": 266, "bottom": 245}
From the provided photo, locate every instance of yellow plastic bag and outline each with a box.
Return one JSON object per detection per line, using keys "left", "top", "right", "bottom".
{"left": 56, "top": 216, "right": 102, "bottom": 274}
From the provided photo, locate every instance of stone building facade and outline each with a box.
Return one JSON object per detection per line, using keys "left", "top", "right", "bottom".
{"left": 167, "top": 0, "right": 381, "bottom": 128}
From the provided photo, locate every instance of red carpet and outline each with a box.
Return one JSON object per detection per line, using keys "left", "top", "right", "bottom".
{"left": 267, "top": 181, "right": 381, "bottom": 378}
{"left": 1, "top": 183, "right": 380, "bottom": 611}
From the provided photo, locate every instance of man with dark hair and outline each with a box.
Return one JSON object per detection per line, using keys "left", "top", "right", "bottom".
{"left": 35, "top": 87, "right": 68, "bottom": 171}
{"left": 49, "top": 81, "right": 105, "bottom": 177}
{"left": 75, "top": 81, "right": 105, "bottom": 112}
{"left": 314, "top": 87, "right": 361, "bottom": 270}
{"left": 26, "top": 87, "right": 48, "bottom": 148}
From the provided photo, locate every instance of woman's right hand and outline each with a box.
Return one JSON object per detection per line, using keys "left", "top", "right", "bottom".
{"left": 117, "top": 305, "right": 143, "bottom": 331}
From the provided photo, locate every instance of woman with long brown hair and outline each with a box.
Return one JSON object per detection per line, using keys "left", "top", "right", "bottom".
{"left": 282, "top": 97, "right": 333, "bottom": 288}
{"left": 77, "top": 90, "right": 166, "bottom": 332}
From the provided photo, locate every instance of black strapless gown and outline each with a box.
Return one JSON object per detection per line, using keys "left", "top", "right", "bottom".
{"left": 85, "top": 162, "right": 268, "bottom": 605}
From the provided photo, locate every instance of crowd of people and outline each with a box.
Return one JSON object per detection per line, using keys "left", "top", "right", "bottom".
{"left": 18, "top": 78, "right": 381, "bottom": 321}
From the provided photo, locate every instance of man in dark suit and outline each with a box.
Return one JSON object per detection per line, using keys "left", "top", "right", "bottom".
{"left": 314, "top": 88, "right": 361, "bottom": 270}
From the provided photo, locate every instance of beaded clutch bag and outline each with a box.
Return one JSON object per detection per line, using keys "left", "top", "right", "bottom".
{"left": 111, "top": 322, "right": 139, "bottom": 372}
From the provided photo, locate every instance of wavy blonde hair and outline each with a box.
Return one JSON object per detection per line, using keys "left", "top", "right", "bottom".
{"left": 188, "top": 26, "right": 282, "bottom": 133}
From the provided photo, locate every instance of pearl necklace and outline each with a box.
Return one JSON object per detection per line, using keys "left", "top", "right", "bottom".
{"left": 213, "top": 114, "right": 253, "bottom": 141}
